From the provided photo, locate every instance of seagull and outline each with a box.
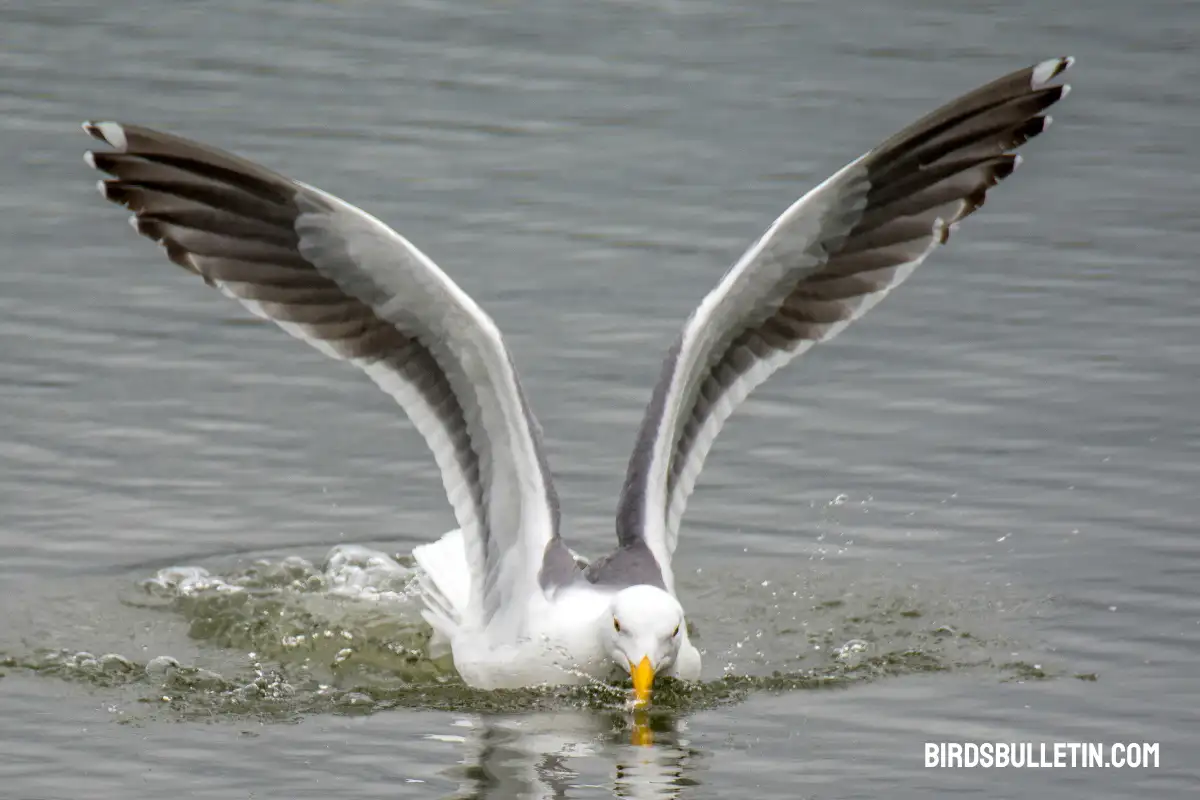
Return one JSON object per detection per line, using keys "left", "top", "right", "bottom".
{"left": 83, "top": 57, "right": 1072, "bottom": 705}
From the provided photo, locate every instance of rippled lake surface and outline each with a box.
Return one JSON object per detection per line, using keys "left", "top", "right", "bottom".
{"left": 2, "top": 0, "right": 1198, "bottom": 797}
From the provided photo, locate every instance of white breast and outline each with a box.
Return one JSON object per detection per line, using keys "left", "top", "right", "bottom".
{"left": 451, "top": 584, "right": 616, "bottom": 690}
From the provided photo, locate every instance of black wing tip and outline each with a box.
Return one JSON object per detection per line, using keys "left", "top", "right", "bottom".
{"left": 1001, "top": 151, "right": 1022, "bottom": 175}
{"left": 1011, "top": 113, "right": 1053, "bottom": 149}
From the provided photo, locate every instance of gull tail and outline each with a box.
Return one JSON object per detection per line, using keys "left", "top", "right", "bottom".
{"left": 412, "top": 528, "right": 472, "bottom": 657}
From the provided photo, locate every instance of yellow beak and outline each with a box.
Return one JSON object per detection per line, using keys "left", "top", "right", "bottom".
{"left": 630, "top": 655, "right": 655, "bottom": 707}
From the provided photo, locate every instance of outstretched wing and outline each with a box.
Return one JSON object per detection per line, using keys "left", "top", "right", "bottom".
{"left": 84, "top": 122, "right": 561, "bottom": 627}
{"left": 615, "top": 57, "right": 1074, "bottom": 590}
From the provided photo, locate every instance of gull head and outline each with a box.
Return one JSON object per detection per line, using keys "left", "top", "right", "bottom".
{"left": 603, "top": 584, "right": 686, "bottom": 707}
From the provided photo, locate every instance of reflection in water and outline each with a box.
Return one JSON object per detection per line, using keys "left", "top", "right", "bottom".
{"left": 448, "top": 711, "right": 699, "bottom": 799}
{"left": 614, "top": 712, "right": 699, "bottom": 800}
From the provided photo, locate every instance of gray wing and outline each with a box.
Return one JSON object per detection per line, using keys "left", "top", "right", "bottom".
{"left": 615, "top": 57, "right": 1074, "bottom": 591}
{"left": 83, "top": 122, "right": 560, "bottom": 628}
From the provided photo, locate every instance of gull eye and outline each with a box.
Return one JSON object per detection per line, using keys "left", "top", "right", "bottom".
{"left": 613, "top": 618, "right": 622, "bottom": 633}
{"left": 672, "top": 624, "right": 680, "bottom": 638}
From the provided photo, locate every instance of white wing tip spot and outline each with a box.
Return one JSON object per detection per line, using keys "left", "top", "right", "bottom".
{"left": 82, "top": 120, "right": 128, "bottom": 151}
{"left": 933, "top": 217, "right": 950, "bottom": 245}
{"left": 1031, "top": 56, "right": 1074, "bottom": 88}
{"left": 94, "top": 179, "right": 109, "bottom": 198}
{"left": 83, "top": 150, "right": 97, "bottom": 169}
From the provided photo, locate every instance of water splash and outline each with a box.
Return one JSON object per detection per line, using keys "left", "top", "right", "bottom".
{"left": 0, "top": 544, "right": 1069, "bottom": 721}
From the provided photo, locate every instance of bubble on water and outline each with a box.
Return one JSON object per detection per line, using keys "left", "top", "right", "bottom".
{"left": 72, "top": 652, "right": 99, "bottom": 671}
{"left": 145, "top": 655, "right": 180, "bottom": 679}
{"left": 424, "top": 733, "right": 466, "bottom": 743}
{"left": 339, "top": 691, "right": 374, "bottom": 707}
{"left": 833, "top": 639, "right": 870, "bottom": 663}
{"left": 234, "top": 665, "right": 295, "bottom": 701}
{"left": 99, "top": 653, "right": 136, "bottom": 674}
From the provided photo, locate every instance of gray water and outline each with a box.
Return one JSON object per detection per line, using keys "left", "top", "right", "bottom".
{"left": 2, "top": 0, "right": 1197, "bottom": 797}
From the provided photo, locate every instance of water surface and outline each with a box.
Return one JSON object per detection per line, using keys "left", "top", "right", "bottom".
{"left": 1, "top": 0, "right": 1197, "bottom": 796}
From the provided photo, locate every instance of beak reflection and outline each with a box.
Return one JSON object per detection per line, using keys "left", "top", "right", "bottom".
{"left": 630, "top": 709, "right": 654, "bottom": 746}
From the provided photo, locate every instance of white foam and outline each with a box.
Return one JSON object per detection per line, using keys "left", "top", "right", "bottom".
{"left": 141, "top": 565, "right": 239, "bottom": 596}
{"left": 322, "top": 544, "right": 414, "bottom": 599}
